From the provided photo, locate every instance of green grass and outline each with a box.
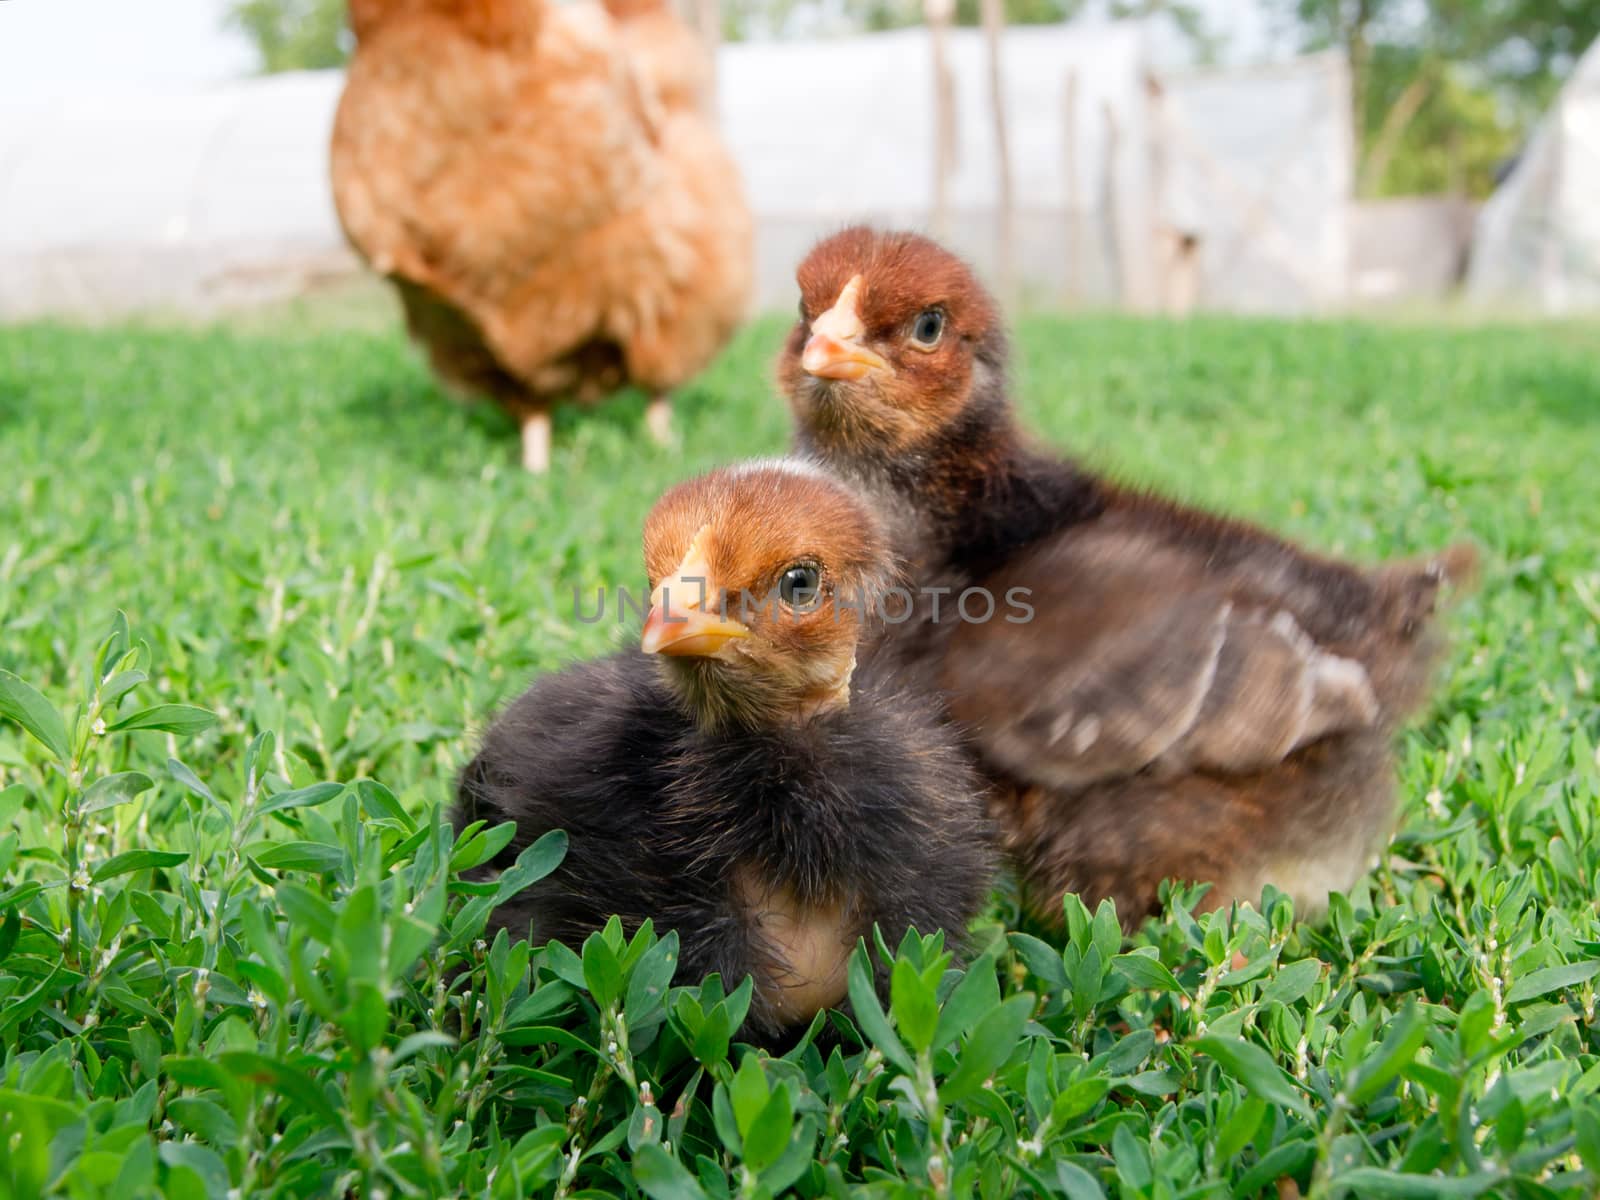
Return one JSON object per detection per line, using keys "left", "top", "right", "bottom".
{"left": 1, "top": 311, "right": 1598, "bottom": 1198}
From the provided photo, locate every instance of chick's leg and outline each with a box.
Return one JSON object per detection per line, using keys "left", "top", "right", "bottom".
{"left": 521, "top": 411, "right": 551, "bottom": 474}
{"left": 645, "top": 394, "right": 674, "bottom": 448}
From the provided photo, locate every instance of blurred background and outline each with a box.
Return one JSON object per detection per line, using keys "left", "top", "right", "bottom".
{"left": 1, "top": 0, "right": 1596, "bottom": 321}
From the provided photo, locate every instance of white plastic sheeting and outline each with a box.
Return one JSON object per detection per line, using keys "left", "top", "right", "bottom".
{"left": 1469, "top": 38, "right": 1600, "bottom": 314}
{"left": 1159, "top": 53, "right": 1352, "bottom": 313}
{"left": 0, "top": 71, "right": 352, "bottom": 318}
{"left": 722, "top": 22, "right": 1160, "bottom": 309}
{"left": 0, "top": 23, "right": 1354, "bottom": 318}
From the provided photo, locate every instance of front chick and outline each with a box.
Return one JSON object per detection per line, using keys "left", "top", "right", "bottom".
{"left": 776, "top": 227, "right": 1477, "bottom": 931}
{"left": 455, "top": 460, "right": 993, "bottom": 1042}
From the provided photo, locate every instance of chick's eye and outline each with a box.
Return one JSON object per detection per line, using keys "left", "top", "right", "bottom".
{"left": 912, "top": 309, "right": 945, "bottom": 347}
{"left": 777, "top": 564, "right": 821, "bottom": 607}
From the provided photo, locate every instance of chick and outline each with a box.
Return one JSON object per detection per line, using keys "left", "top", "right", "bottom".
{"left": 776, "top": 227, "right": 1476, "bottom": 930}
{"left": 454, "top": 460, "right": 994, "bottom": 1041}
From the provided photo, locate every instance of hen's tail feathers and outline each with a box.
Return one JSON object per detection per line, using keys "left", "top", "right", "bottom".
{"left": 348, "top": 0, "right": 542, "bottom": 45}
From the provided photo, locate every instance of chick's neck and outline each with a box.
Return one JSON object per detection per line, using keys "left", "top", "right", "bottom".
{"left": 658, "top": 652, "right": 855, "bottom": 734}
{"left": 804, "top": 377, "right": 1104, "bottom": 580}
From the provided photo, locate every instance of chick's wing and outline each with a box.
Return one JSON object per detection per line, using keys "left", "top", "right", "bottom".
{"left": 943, "top": 526, "right": 1382, "bottom": 792}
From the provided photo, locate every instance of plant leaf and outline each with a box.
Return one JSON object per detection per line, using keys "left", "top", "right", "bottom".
{"left": 257, "top": 781, "right": 345, "bottom": 817}
{"left": 494, "top": 829, "right": 567, "bottom": 904}
{"left": 1329, "top": 1168, "right": 1502, "bottom": 1197}
{"left": 941, "top": 992, "right": 1034, "bottom": 1100}
{"left": 1348, "top": 1002, "right": 1429, "bottom": 1106}
{"left": 632, "top": 1143, "right": 710, "bottom": 1200}
{"left": 0, "top": 670, "right": 68, "bottom": 760}
{"left": 92, "top": 849, "right": 188, "bottom": 881}
{"left": 1192, "top": 1034, "right": 1309, "bottom": 1117}
{"left": 81, "top": 771, "right": 154, "bottom": 814}
{"left": 109, "top": 704, "right": 218, "bottom": 736}
{"left": 1113, "top": 950, "right": 1187, "bottom": 996}
{"left": 255, "top": 841, "right": 347, "bottom": 873}
{"left": 1505, "top": 961, "right": 1600, "bottom": 1005}
{"left": 845, "top": 942, "right": 912, "bottom": 1073}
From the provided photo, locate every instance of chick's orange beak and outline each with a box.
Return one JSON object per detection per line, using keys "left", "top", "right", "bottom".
{"left": 800, "top": 273, "right": 891, "bottom": 381}
{"left": 641, "top": 603, "right": 750, "bottom": 658}
{"left": 801, "top": 334, "right": 891, "bottom": 381}
{"left": 640, "top": 526, "right": 751, "bottom": 659}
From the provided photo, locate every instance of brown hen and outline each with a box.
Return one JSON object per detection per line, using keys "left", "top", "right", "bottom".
{"left": 332, "top": 0, "right": 752, "bottom": 472}
{"left": 777, "top": 227, "right": 1477, "bottom": 930}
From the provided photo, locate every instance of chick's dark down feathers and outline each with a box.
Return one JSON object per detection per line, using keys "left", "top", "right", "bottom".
{"left": 781, "top": 227, "right": 1477, "bottom": 930}
{"left": 455, "top": 648, "right": 994, "bottom": 1043}
{"left": 934, "top": 468, "right": 1477, "bottom": 925}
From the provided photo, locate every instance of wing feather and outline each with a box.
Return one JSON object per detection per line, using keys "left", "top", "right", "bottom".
{"left": 943, "top": 529, "right": 1381, "bottom": 791}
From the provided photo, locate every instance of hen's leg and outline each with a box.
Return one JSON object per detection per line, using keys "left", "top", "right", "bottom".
{"left": 521, "top": 411, "right": 552, "bottom": 474}
{"left": 645, "top": 394, "right": 673, "bottom": 447}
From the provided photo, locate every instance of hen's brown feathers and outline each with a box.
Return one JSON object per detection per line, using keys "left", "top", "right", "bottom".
{"left": 332, "top": 0, "right": 752, "bottom": 429}
{"left": 347, "top": 0, "right": 538, "bottom": 45}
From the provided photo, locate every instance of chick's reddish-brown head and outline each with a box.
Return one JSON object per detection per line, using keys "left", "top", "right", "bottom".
{"left": 640, "top": 460, "right": 892, "bottom": 729}
{"left": 777, "top": 228, "right": 1004, "bottom": 455}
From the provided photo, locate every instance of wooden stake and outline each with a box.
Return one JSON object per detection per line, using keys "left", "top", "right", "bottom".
{"left": 979, "top": 0, "right": 1015, "bottom": 303}
{"left": 1062, "top": 69, "right": 1081, "bottom": 306}
{"left": 925, "top": 0, "right": 956, "bottom": 240}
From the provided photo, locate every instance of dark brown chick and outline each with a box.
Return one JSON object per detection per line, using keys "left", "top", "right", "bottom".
{"left": 776, "top": 227, "right": 1477, "bottom": 930}
{"left": 455, "top": 459, "right": 993, "bottom": 1042}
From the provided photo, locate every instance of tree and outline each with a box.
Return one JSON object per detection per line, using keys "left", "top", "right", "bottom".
{"left": 1267, "top": 0, "right": 1597, "bottom": 197}
{"left": 849, "top": 0, "right": 1080, "bottom": 30}
{"left": 227, "top": 0, "right": 350, "bottom": 73}
{"left": 1358, "top": 45, "right": 1517, "bottom": 199}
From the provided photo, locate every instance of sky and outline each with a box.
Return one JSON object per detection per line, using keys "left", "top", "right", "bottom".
{"left": 0, "top": 0, "right": 1276, "bottom": 107}
{"left": 0, "top": 0, "right": 255, "bottom": 105}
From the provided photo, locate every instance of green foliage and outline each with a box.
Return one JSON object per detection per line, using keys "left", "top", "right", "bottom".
{"left": 1359, "top": 50, "right": 1518, "bottom": 199}
{"left": 845, "top": 0, "right": 1080, "bottom": 33}
{"left": 1, "top": 313, "right": 1599, "bottom": 1194}
{"left": 226, "top": 0, "right": 349, "bottom": 74}
{"left": 1268, "top": 0, "right": 1599, "bottom": 197}
{"left": 1427, "top": 0, "right": 1600, "bottom": 115}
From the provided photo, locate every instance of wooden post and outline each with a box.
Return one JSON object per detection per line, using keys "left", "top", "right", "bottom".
{"left": 1101, "top": 100, "right": 1127, "bottom": 309}
{"left": 1540, "top": 111, "right": 1564, "bottom": 312}
{"left": 925, "top": 0, "right": 956, "bottom": 241}
{"left": 1146, "top": 73, "right": 1198, "bottom": 316}
{"left": 1165, "top": 233, "right": 1200, "bottom": 316}
{"left": 1062, "top": 69, "right": 1082, "bottom": 306}
{"left": 979, "top": 0, "right": 1015, "bottom": 303}
{"left": 696, "top": 0, "right": 721, "bottom": 95}
{"left": 1445, "top": 122, "right": 1470, "bottom": 287}
{"left": 1146, "top": 74, "right": 1170, "bottom": 308}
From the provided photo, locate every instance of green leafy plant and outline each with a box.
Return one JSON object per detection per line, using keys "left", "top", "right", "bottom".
{"left": 1, "top": 314, "right": 1597, "bottom": 1195}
